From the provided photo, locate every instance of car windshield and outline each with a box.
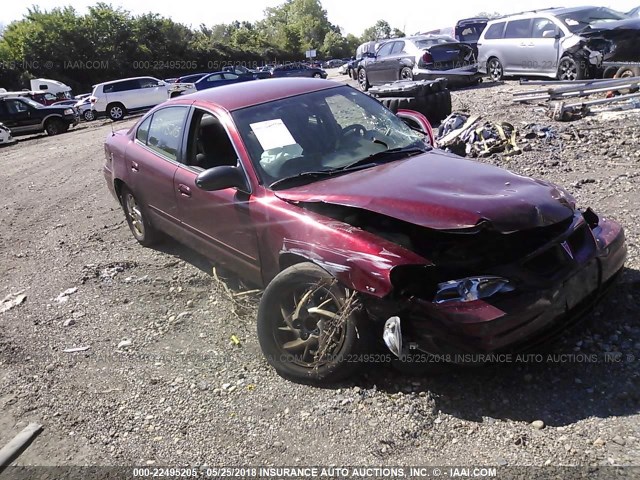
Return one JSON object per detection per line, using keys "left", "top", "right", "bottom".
{"left": 415, "top": 36, "right": 458, "bottom": 48}
{"left": 231, "top": 86, "right": 428, "bottom": 189}
{"left": 21, "top": 97, "right": 43, "bottom": 108}
{"left": 557, "top": 7, "right": 626, "bottom": 33}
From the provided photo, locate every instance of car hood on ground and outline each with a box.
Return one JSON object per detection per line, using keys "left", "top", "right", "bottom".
{"left": 275, "top": 152, "right": 575, "bottom": 233}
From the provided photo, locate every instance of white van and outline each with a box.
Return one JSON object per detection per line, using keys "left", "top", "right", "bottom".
{"left": 90, "top": 76, "right": 169, "bottom": 121}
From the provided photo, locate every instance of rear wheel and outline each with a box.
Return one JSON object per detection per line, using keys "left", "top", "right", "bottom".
{"left": 312, "top": 72, "right": 322, "bottom": 78}
{"left": 107, "top": 102, "right": 126, "bottom": 121}
{"left": 257, "top": 263, "right": 371, "bottom": 384}
{"left": 358, "top": 68, "right": 370, "bottom": 91}
{"left": 44, "top": 118, "right": 66, "bottom": 136}
{"left": 120, "top": 186, "right": 160, "bottom": 246}
{"left": 487, "top": 57, "right": 503, "bottom": 81}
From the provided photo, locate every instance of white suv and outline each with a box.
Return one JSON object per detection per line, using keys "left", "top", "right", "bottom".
{"left": 90, "top": 77, "right": 169, "bottom": 120}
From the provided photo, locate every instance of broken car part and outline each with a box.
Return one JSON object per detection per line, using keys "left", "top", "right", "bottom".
{"left": 383, "top": 316, "right": 403, "bottom": 358}
{"left": 433, "top": 276, "right": 514, "bottom": 304}
{"left": 551, "top": 91, "right": 640, "bottom": 121}
{"left": 0, "top": 423, "right": 43, "bottom": 470}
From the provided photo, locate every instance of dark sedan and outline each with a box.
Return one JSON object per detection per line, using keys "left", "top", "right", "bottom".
{"left": 194, "top": 71, "right": 255, "bottom": 91}
{"left": 358, "top": 35, "right": 481, "bottom": 91}
{"left": 103, "top": 78, "right": 625, "bottom": 384}
{"left": 270, "top": 63, "right": 327, "bottom": 79}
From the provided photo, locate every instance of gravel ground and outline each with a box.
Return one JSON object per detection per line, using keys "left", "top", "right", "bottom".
{"left": 0, "top": 73, "right": 639, "bottom": 473}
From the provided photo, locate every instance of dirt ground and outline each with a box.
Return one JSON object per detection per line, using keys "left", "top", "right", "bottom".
{"left": 0, "top": 71, "right": 639, "bottom": 473}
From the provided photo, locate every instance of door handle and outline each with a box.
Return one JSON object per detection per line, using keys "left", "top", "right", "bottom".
{"left": 177, "top": 184, "right": 191, "bottom": 197}
{"left": 131, "top": 161, "right": 139, "bottom": 172}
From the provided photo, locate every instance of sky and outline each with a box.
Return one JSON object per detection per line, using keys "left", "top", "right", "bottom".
{"left": 0, "top": 0, "right": 637, "bottom": 37}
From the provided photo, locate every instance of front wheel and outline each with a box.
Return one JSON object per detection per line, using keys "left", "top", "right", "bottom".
{"left": 487, "top": 57, "right": 503, "bottom": 81}
{"left": 557, "top": 56, "right": 586, "bottom": 81}
{"left": 44, "top": 118, "right": 66, "bottom": 136}
{"left": 400, "top": 66, "right": 413, "bottom": 81}
{"left": 312, "top": 73, "right": 322, "bottom": 78}
{"left": 257, "top": 263, "right": 371, "bottom": 384}
{"left": 83, "top": 109, "right": 96, "bottom": 121}
{"left": 120, "top": 186, "right": 160, "bottom": 246}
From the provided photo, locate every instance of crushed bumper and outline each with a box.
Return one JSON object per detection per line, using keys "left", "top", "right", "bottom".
{"left": 413, "top": 65, "right": 481, "bottom": 87}
{"left": 374, "top": 214, "right": 626, "bottom": 356}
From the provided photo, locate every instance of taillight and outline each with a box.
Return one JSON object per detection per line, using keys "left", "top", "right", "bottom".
{"left": 422, "top": 52, "right": 433, "bottom": 63}
{"left": 90, "top": 96, "right": 97, "bottom": 104}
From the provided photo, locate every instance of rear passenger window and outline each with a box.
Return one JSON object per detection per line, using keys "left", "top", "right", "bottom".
{"left": 113, "top": 80, "right": 140, "bottom": 92}
{"left": 145, "top": 107, "right": 188, "bottom": 161}
{"left": 484, "top": 22, "right": 506, "bottom": 39}
{"left": 136, "top": 115, "right": 152, "bottom": 144}
{"left": 504, "top": 19, "right": 532, "bottom": 38}
{"left": 391, "top": 42, "right": 405, "bottom": 54}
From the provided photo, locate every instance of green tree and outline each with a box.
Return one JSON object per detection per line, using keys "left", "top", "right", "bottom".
{"left": 362, "top": 20, "right": 391, "bottom": 41}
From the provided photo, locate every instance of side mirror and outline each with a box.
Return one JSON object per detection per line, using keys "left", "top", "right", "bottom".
{"left": 196, "top": 166, "right": 248, "bottom": 192}
{"left": 157, "top": 80, "right": 166, "bottom": 86}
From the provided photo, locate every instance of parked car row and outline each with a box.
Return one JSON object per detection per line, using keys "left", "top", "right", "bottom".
{"left": 345, "top": 6, "right": 640, "bottom": 87}
{"left": 90, "top": 63, "right": 328, "bottom": 121}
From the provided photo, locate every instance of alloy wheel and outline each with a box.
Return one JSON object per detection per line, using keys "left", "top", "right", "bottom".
{"left": 125, "top": 193, "right": 145, "bottom": 239}
{"left": 274, "top": 282, "right": 348, "bottom": 368}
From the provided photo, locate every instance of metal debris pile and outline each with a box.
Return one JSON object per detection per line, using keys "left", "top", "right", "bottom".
{"left": 513, "top": 76, "right": 640, "bottom": 121}
{"left": 436, "top": 113, "right": 521, "bottom": 157}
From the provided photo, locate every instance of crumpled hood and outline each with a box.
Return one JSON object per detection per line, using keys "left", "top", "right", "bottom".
{"left": 581, "top": 18, "right": 640, "bottom": 35}
{"left": 275, "top": 152, "right": 575, "bottom": 233}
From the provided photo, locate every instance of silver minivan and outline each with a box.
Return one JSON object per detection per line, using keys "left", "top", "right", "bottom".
{"left": 477, "top": 6, "right": 626, "bottom": 81}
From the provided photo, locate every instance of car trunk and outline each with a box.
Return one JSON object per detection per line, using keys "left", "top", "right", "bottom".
{"left": 421, "top": 43, "right": 475, "bottom": 70}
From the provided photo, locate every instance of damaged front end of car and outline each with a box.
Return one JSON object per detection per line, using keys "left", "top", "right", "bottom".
{"left": 566, "top": 19, "right": 640, "bottom": 76}
{"left": 380, "top": 210, "right": 625, "bottom": 359}
{"left": 282, "top": 200, "right": 626, "bottom": 362}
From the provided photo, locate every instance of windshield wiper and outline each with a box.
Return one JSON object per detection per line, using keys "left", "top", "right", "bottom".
{"left": 269, "top": 169, "right": 346, "bottom": 190}
{"left": 269, "top": 144, "right": 430, "bottom": 190}
{"left": 339, "top": 145, "right": 429, "bottom": 171}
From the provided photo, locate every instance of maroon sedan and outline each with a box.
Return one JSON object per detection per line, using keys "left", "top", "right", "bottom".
{"left": 103, "top": 78, "right": 626, "bottom": 383}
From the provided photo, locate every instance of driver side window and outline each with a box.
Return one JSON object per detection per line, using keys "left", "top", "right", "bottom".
{"left": 137, "top": 107, "right": 188, "bottom": 161}
{"left": 186, "top": 109, "right": 238, "bottom": 170}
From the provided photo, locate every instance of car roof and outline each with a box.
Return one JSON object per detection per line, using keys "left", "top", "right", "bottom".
{"left": 408, "top": 34, "right": 457, "bottom": 41}
{"left": 96, "top": 76, "right": 158, "bottom": 86}
{"left": 176, "top": 78, "right": 342, "bottom": 112}
{"left": 489, "top": 5, "right": 601, "bottom": 22}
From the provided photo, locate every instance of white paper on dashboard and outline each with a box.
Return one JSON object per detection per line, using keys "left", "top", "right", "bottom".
{"left": 250, "top": 119, "right": 297, "bottom": 151}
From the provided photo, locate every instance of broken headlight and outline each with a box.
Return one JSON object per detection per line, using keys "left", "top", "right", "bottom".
{"left": 433, "top": 276, "right": 514, "bottom": 304}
